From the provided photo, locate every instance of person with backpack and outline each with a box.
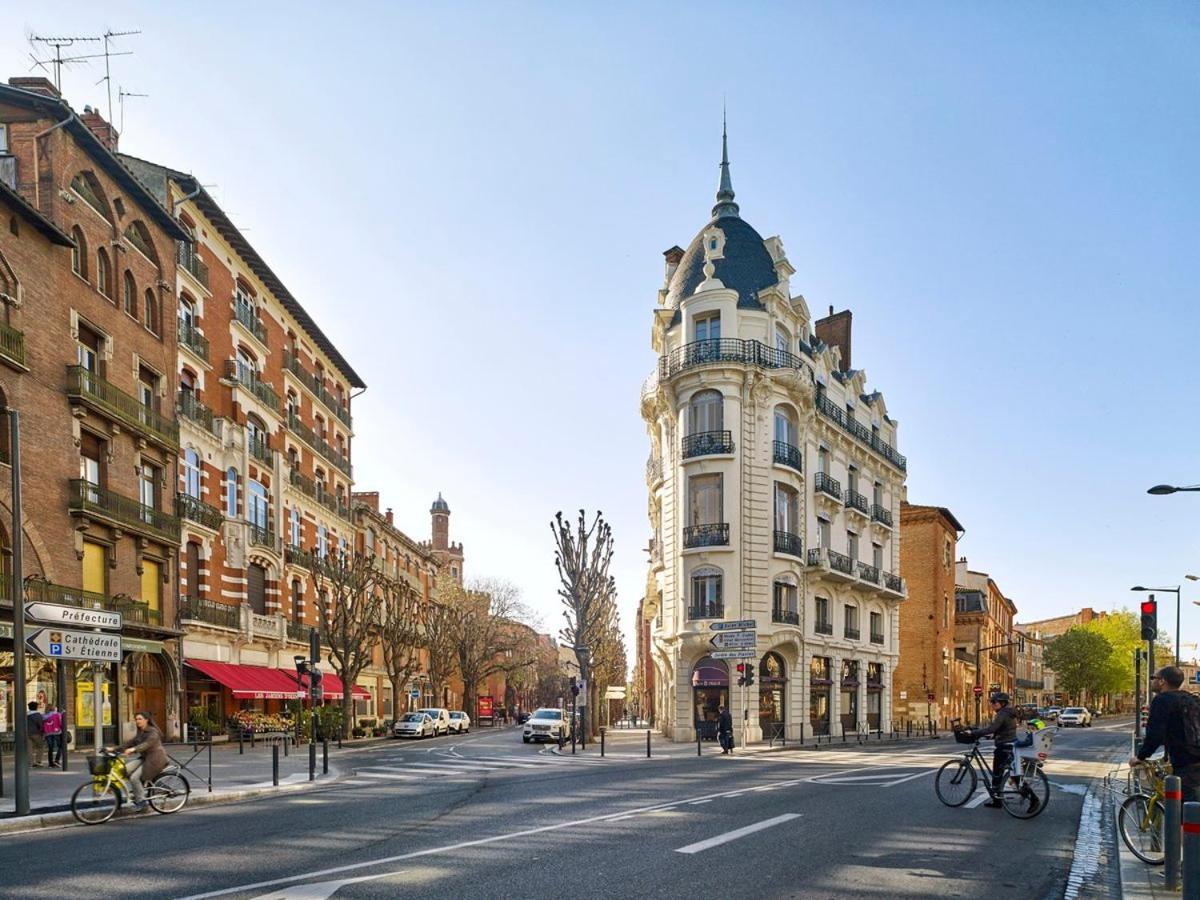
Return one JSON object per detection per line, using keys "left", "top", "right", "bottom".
{"left": 42, "top": 703, "right": 64, "bottom": 768}
{"left": 26, "top": 701, "right": 46, "bottom": 768}
{"left": 1133, "top": 666, "right": 1200, "bottom": 801}
{"left": 717, "top": 705, "right": 734, "bottom": 754}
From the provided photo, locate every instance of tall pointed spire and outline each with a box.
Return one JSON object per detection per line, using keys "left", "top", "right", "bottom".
{"left": 712, "top": 107, "right": 740, "bottom": 219}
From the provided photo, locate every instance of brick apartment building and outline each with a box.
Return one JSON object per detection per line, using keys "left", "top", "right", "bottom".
{"left": 894, "top": 502, "right": 969, "bottom": 726}
{"left": 955, "top": 558, "right": 1018, "bottom": 723}
{"left": 0, "top": 77, "right": 190, "bottom": 741}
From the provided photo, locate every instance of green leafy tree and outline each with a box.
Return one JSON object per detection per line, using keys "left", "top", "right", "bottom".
{"left": 1044, "top": 628, "right": 1116, "bottom": 698}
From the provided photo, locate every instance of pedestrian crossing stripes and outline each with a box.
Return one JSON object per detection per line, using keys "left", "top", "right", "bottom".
{"left": 345, "top": 753, "right": 618, "bottom": 784}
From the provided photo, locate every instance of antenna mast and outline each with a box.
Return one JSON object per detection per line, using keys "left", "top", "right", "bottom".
{"left": 99, "top": 30, "right": 141, "bottom": 126}
{"left": 118, "top": 87, "right": 149, "bottom": 133}
{"left": 28, "top": 34, "right": 100, "bottom": 90}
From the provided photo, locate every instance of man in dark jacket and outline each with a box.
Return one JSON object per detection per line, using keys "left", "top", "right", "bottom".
{"left": 115, "top": 711, "right": 169, "bottom": 810}
{"left": 717, "top": 706, "right": 734, "bottom": 754}
{"left": 1134, "top": 666, "right": 1200, "bottom": 801}
{"left": 971, "top": 692, "right": 1019, "bottom": 808}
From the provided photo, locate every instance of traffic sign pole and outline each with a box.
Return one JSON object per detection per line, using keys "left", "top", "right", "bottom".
{"left": 9, "top": 409, "right": 28, "bottom": 816}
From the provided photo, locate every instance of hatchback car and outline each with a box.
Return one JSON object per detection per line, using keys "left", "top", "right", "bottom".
{"left": 1058, "top": 707, "right": 1092, "bottom": 727}
{"left": 449, "top": 711, "right": 471, "bottom": 734}
{"left": 393, "top": 712, "right": 435, "bottom": 739}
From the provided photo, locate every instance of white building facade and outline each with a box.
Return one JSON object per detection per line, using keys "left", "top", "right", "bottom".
{"left": 641, "top": 129, "right": 908, "bottom": 743}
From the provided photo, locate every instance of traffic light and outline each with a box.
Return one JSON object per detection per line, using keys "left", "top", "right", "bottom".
{"left": 744, "top": 665, "right": 755, "bottom": 688}
{"left": 1141, "top": 597, "right": 1158, "bottom": 641}
{"left": 569, "top": 676, "right": 580, "bottom": 698}
{"left": 736, "top": 663, "right": 746, "bottom": 686}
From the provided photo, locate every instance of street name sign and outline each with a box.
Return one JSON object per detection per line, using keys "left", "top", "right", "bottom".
{"left": 25, "top": 627, "right": 121, "bottom": 662}
{"left": 710, "top": 620, "right": 755, "bottom": 631}
{"left": 709, "top": 631, "right": 757, "bottom": 650}
{"left": 25, "top": 601, "right": 122, "bottom": 631}
{"left": 710, "top": 649, "right": 756, "bottom": 660}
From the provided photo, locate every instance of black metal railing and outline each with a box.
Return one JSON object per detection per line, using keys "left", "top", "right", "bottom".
{"left": 683, "top": 523, "right": 729, "bottom": 548}
{"left": 287, "top": 413, "right": 351, "bottom": 476}
{"left": 285, "top": 544, "right": 320, "bottom": 571}
{"left": 180, "top": 595, "right": 240, "bottom": 630}
{"left": 224, "top": 360, "right": 280, "bottom": 413}
{"left": 283, "top": 351, "right": 352, "bottom": 428}
{"left": 815, "top": 621, "right": 833, "bottom": 635}
{"left": 659, "top": 338, "right": 811, "bottom": 380}
{"left": 828, "top": 549, "right": 854, "bottom": 575}
{"left": 177, "top": 391, "right": 217, "bottom": 436}
{"left": 0, "top": 320, "right": 26, "bottom": 367}
{"left": 287, "top": 470, "right": 352, "bottom": 520}
{"left": 286, "top": 618, "right": 312, "bottom": 642}
{"left": 857, "top": 562, "right": 880, "bottom": 584}
{"left": 248, "top": 524, "right": 277, "bottom": 550}
{"left": 682, "top": 430, "right": 733, "bottom": 459}
{"left": 687, "top": 600, "right": 724, "bottom": 620}
{"left": 234, "top": 302, "right": 267, "bottom": 344}
{"left": 871, "top": 504, "right": 893, "bottom": 526}
{"left": 69, "top": 479, "right": 179, "bottom": 543}
{"left": 773, "top": 530, "right": 803, "bottom": 557}
{"left": 22, "top": 580, "right": 161, "bottom": 626}
{"left": 177, "top": 242, "right": 210, "bottom": 289}
{"left": 883, "top": 572, "right": 903, "bottom": 593}
{"left": 248, "top": 435, "right": 274, "bottom": 467}
{"left": 772, "top": 605, "right": 800, "bottom": 625}
{"left": 845, "top": 627, "right": 860, "bottom": 641}
{"left": 814, "top": 471, "right": 841, "bottom": 500}
{"left": 67, "top": 366, "right": 179, "bottom": 447}
{"left": 870, "top": 632, "right": 885, "bottom": 645}
{"left": 177, "top": 493, "right": 223, "bottom": 530}
{"left": 815, "top": 389, "right": 906, "bottom": 471}
{"left": 773, "top": 440, "right": 802, "bottom": 472}
{"left": 845, "top": 489, "right": 870, "bottom": 515}
{"left": 177, "top": 319, "right": 210, "bottom": 361}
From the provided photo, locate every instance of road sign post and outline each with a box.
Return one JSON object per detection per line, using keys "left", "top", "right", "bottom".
{"left": 709, "top": 631, "right": 757, "bottom": 650}
{"left": 710, "top": 649, "right": 756, "bottom": 660}
{"left": 709, "top": 620, "right": 756, "bottom": 631}
{"left": 24, "top": 602, "right": 121, "bottom": 630}
{"left": 24, "top": 628, "right": 121, "bottom": 662}
{"left": 9, "top": 409, "right": 28, "bottom": 816}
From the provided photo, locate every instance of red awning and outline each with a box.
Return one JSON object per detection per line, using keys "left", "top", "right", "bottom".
{"left": 296, "top": 671, "right": 371, "bottom": 701}
{"left": 187, "top": 660, "right": 303, "bottom": 700}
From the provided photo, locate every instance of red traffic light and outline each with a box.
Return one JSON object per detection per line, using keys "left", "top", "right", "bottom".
{"left": 1141, "top": 599, "right": 1157, "bottom": 615}
{"left": 736, "top": 664, "right": 746, "bottom": 674}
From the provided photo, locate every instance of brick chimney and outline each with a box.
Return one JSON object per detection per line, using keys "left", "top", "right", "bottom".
{"left": 352, "top": 490, "right": 380, "bottom": 514}
{"left": 663, "top": 245, "right": 685, "bottom": 283}
{"left": 79, "top": 106, "right": 119, "bottom": 152}
{"left": 8, "top": 76, "right": 60, "bottom": 98}
{"left": 386, "top": 508, "right": 394, "bottom": 526}
{"left": 815, "top": 305, "right": 852, "bottom": 371}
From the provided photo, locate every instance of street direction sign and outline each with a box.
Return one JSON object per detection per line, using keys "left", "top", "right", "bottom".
{"left": 25, "top": 627, "right": 121, "bottom": 662}
{"left": 410, "top": 689, "right": 421, "bottom": 698}
{"left": 973, "top": 685, "right": 983, "bottom": 696}
{"left": 710, "top": 620, "right": 755, "bottom": 632}
{"left": 710, "top": 649, "right": 756, "bottom": 660}
{"left": 710, "top": 631, "right": 757, "bottom": 650}
{"left": 25, "top": 601, "right": 122, "bottom": 630}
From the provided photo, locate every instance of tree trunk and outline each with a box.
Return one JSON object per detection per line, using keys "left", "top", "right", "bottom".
{"left": 341, "top": 690, "right": 353, "bottom": 739}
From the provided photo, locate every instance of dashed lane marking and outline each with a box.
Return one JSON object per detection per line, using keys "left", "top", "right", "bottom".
{"left": 674, "top": 814, "right": 802, "bottom": 854}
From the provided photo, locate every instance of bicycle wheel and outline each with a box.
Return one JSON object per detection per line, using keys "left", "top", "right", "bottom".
{"left": 1119, "top": 794, "right": 1166, "bottom": 865}
{"left": 1001, "top": 768, "right": 1049, "bottom": 819}
{"left": 148, "top": 773, "right": 190, "bottom": 814}
{"left": 71, "top": 781, "right": 120, "bottom": 825}
{"left": 935, "top": 759, "right": 978, "bottom": 806}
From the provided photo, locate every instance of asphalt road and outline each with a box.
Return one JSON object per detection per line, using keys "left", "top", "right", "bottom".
{"left": 0, "top": 721, "right": 1132, "bottom": 899}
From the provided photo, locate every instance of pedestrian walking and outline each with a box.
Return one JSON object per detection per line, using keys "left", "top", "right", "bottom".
{"left": 26, "top": 701, "right": 46, "bottom": 768}
{"left": 42, "top": 703, "right": 64, "bottom": 768}
{"left": 717, "top": 705, "right": 734, "bottom": 754}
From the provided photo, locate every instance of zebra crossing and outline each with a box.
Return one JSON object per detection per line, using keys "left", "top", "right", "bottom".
{"left": 341, "top": 750, "right": 617, "bottom": 785}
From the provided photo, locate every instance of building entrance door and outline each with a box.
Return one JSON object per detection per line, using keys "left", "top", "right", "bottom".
{"left": 691, "top": 657, "right": 729, "bottom": 740}
{"left": 759, "top": 652, "right": 786, "bottom": 740}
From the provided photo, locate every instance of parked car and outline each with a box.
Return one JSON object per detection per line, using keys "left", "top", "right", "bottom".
{"left": 1058, "top": 707, "right": 1092, "bottom": 727}
{"left": 523, "top": 707, "right": 570, "bottom": 744}
{"left": 393, "top": 712, "right": 435, "bottom": 739}
{"left": 517, "top": 711, "right": 531, "bottom": 725}
{"left": 449, "top": 711, "right": 471, "bottom": 734}
{"left": 1044, "top": 707, "right": 1062, "bottom": 721}
{"left": 417, "top": 708, "right": 451, "bottom": 736}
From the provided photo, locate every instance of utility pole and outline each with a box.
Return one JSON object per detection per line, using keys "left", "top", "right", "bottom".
{"left": 9, "top": 410, "right": 29, "bottom": 815}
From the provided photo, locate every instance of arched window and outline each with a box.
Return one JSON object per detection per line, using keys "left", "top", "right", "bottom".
{"left": 286, "top": 391, "right": 299, "bottom": 419}
{"left": 775, "top": 325, "right": 791, "bottom": 356}
{"left": 225, "top": 467, "right": 238, "bottom": 518}
{"left": 235, "top": 346, "right": 257, "bottom": 382}
{"left": 183, "top": 449, "right": 201, "bottom": 499}
{"left": 689, "top": 566, "right": 723, "bottom": 619}
{"left": 689, "top": 389, "right": 723, "bottom": 435}
{"left": 246, "top": 414, "right": 267, "bottom": 449}
{"left": 122, "top": 271, "right": 137, "bottom": 317}
{"left": 179, "top": 294, "right": 195, "bottom": 330}
{"left": 144, "top": 289, "right": 159, "bottom": 335}
{"left": 96, "top": 248, "right": 112, "bottom": 298}
{"left": 247, "top": 480, "right": 269, "bottom": 530}
{"left": 291, "top": 579, "right": 302, "bottom": 621}
{"left": 289, "top": 507, "right": 301, "bottom": 547}
{"left": 365, "top": 528, "right": 375, "bottom": 553}
{"left": 760, "top": 651, "right": 786, "bottom": 680}
{"left": 71, "top": 227, "right": 87, "bottom": 277}
{"left": 774, "top": 406, "right": 797, "bottom": 448}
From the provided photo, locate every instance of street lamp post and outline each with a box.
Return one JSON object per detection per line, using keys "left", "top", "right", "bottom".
{"left": 1147, "top": 485, "right": 1200, "bottom": 495}
{"left": 974, "top": 640, "right": 1021, "bottom": 726}
{"left": 1132, "top": 585, "right": 1187, "bottom": 666}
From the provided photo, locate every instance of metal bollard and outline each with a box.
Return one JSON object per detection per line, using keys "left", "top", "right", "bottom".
{"left": 283, "top": 734, "right": 289, "bottom": 757}
{"left": 239, "top": 730, "right": 244, "bottom": 754}
{"left": 322, "top": 739, "right": 329, "bottom": 775}
{"left": 600, "top": 728, "right": 605, "bottom": 758}
{"left": 308, "top": 742, "right": 316, "bottom": 782}
{"left": 1183, "top": 801, "right": 1200, "bottom": 899}
{"left": 272, "top": 745, "right": 280, "bottom": 787}
{"left": 250, "top": 729, "right": 256, "bottom": 749}
{"left": 0, "top": 743, "right": 5, "bottom": 797}
{"left": 697, "top": 729, "right": 702, "bottom": 757}
{"left": 842, "top": 723, "right": 847, "bottom": 744}
{"left": 1165, "top": 776, "right": 1181, "bottom": 889}
{"left": 647, "top": 729, "right": 651, "bottom": 758}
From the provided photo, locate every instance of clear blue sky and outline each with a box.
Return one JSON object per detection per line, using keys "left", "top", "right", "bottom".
{"left": 9, "top": 3, "right": 1199, "bottom": 662}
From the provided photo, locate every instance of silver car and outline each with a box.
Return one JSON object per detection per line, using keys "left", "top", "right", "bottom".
{"left": 393, "top": 712, "right": 435, "bottom": 739}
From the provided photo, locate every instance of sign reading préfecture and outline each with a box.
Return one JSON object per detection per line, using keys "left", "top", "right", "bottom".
{"left": 25, "top": 601, "right": 122, "bottom": 631}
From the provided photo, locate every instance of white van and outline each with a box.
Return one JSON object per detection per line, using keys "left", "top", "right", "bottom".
{"left": 417, "top": 708, "right": 451, "bottom": 736}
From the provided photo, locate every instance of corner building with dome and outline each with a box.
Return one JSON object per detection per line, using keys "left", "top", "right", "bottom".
{"left": 640, "top": 128, "right": 908, "bottom": 743}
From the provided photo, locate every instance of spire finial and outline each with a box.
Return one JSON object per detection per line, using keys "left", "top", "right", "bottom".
{"left": 713, "top": 106, "right": 739, "bottom": 219}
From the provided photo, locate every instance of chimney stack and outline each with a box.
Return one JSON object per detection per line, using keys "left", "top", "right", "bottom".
{"left": 386, "top": 508, "right": 394, "bottom": 526}
{"left": 663, "top": 245, "right": 685, "bottom": 283}
{"left": 79, "top": 105, "right": 119, "bottom": 152}
{"left": 815, "top": 307, "right": 853, "bottom": 371}
{"left": 8, "top": 76, "right": 60, "bottom": 98}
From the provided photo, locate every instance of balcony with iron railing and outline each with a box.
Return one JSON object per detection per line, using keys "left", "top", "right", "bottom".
{"left": 177, "top": 492, "right": 223, "bottom": 530}
{"left": 224, "top": 361, "right": 280, "bottom": 413}
{"left": 287, "top": 618, "right": 314, "bottom": 642}
{"left": 683, "top": 523, "right": 730, "bottom": 549}
{"left": 772, "top": 441, "right": 802, "bottom": 473}
{"left": 177, "top": 319, "right": 210, "bottom": 362}
{"left": 857, "top": 562, "right": 880, "bottom": 585}
{"left": 815, "top": 389, "right": 906, "bottom": 472}
{"left": 827, "top": 549, "right": 854, "bottom": 576}
{"left": 687, "top": 599, "right": 724, "bottom": 620}
{"left": 0, "top": 320, "right": 26, "bottom": 368}
{"left": 177, "top": 241, "right": 210, "bottom": 289}
{"left": 233, "top": 302, "right": 268, "bottom": 345}
{"left": 20, "top": 579, "right": 161, "bottom": 627}
{"left": 815, "top": 621, "right": 833, "bottom": 636}
{"left": 814, "top": 471, "right": 841, "bottom": 501}
{"left": 67, "top": 366, "right": 179, "bottom": 448}
{"left": 682, "top": 430, "right": 734, "bottom": 459}
{"left": 285, "top": 543, "right": 321, "bottom": 571}
{"left": 871, "top": 504, "right": 893, "bottom": 527}
{"left": 882, "top": 572, "right": 904, "bottom": 594}
{"left": 248, "top": 435, "right": 275, "bottom": 468}
{"left": 248, "top": 523, "right": 278, "bottom": 552}
{"left": 845, "top": 489, "right": 870, "bottom": 516}
{"left": 286, "top": 413, "right": 351, "bottom": 476}
{"left": 179, "top": 595, "right": 240, "bottom": 630}
{"left": 658, "top": 338, "right": 811, "bottom": 381}
{"left": 283, "top": 351, "right": 352, "bottom": 428}
{"left": 177, "top": 391, "right": 218, "bottom": 437}
{"left": 773, "top": 530, "right": 803, "bottom": 558}
{"left": 69, "top": 479, "right": 180, "bottom": 545}
{"left": 870, "top": 631, "right": 885, "bottom": 645}
{"left": 286, "top": 469, "right": 352, "bottom": 521}
{"left": 772, "top": 604, "right": 800, "bottom": 626}
{"left": 844, "top": 626, "right": 860, "bottom": 641}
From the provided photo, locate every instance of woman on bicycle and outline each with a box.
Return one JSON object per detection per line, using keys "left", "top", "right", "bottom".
{"left": 113, "top": 711, "right": 168, "bottom": 810}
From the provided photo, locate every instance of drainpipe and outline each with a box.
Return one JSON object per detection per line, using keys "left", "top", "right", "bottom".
{"left": 32, "top": 111, "right": 74, "bottom": 213}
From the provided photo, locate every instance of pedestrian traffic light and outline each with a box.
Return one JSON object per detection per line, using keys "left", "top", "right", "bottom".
{"left": 744, "top": 666, "right": 755, "bottom": 688}
{"left": 1141, "top": 597, "right": 1158, "bottom": 641}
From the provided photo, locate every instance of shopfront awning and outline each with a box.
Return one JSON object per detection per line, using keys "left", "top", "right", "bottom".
{"left": 187, "top": 660, "right": 303, "bottom": 700}
{"left": 294, "top": 671, "right": 371, "bottom": 701}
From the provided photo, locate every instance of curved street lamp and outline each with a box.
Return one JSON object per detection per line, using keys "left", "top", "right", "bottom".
{"left": 1148, "top": 485, "right": 1200, "bottom": 495}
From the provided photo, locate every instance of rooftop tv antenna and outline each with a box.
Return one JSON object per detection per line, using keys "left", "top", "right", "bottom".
{"left": 118, "top": 86, "right": 148, "bottom": 132}
{"left": 96, "top": 30, "right": 141, "bottom": 127}
{"left": 28, "top": 34, "right": 101, "bottom": 90}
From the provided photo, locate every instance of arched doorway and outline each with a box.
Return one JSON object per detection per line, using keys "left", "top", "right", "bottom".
{"left": 691, "top": 656, "right": 728, "bottom": 740}
{"left": 759, "top": 652, "right": 786, "bottom": 740}
{"left": 131, "top": 653, "right": 167, "bottom": 732}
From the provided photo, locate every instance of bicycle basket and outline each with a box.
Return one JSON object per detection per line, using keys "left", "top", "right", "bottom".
{"left": 87, "top": 754, "right": 113, "bottom": 776}
{"left": 954, "top": 730, "right": 977, "bottom": 745}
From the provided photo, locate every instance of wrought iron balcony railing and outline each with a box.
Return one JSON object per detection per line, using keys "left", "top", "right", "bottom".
{"left": 177, "top": 319, "right": 210, "bottom": 361}
{"left": 659, "top": 338, "right": 810, "bottom": 380}
{"left": 224, "top": 360, "right": 280, "bottom": 413}
{"left": 22, "top": 580, "right": 159, "bottom": 626}
{"left": 177, "top": 492, "right": 223, "bottom": 530}
{"left": 0, "top": 320, "right": 26, "bottom": 367}
{"left": 871, "top": 504, "right": 893, "bottom": 527}
{"left": 287, "top": 618, "right": 314, "bottom": 642}
{"left": 285, "top": 543, "right": 320, "bottom": 570}
{"left": 287, "top": 413, "right": 351, "bottom": 476}
{"left": 683, "top": 523, "right": 730, "bottom": 549}
{"left": 773, "top": 530, "right": 803, "bottom": 557}
{"left": 248, "top": 524, "right": 277, "bottom": 551}
{"left": 827, "top": 549, "right": 854, "bottom": 576}
{"left": 67, "top": 366, "right": 179, "bottom": 448}
{"left": 844, "top": 627, "right": 861, "bottom": 640}
{"left": 687, "top": 600, "right": 724, "bottom": 620}
{"left": 283, "top": 351, "right": 352, "bottom": 428}
{"left": 815, "top": 621, "right": 833, "bottom": 635}
{"left": 69, "top": 479, "right": 180, "bottom": 544}
{"left": 248, "top": 435, "right": 275, "bottom": 467}
{"left": 177, "top": 391, "right": 218, "bottom": 436}
{"left": 815, "top": 389, "right": 906, "bottom": 472}
{"left": 180, "top": 595, "right": 240, "bottom": 630}
{"left": 857, "top": 562, "right": 880, "bottom": 584}
{"left": 682, "top": 430, "right": 734, "bottom": 459}
{"left": 883, "top": 572, "right": 904, "bottom": 593}
{"left": 177, "top": 241, "right": 210, "bottom": 289}
{"left": 773, "top": 440, "right": 802, "bottom": 472}
{"left": 772, "top": 605, "right": 800, "bottom": 626}
{"left": 870, "top": 632, "right": 885, "bottom": 645}
{"left": 845, "top": 489, "right": 870, "bottom": 515}
{"left": 287, "top": 470, "right": 352, "bottom": 520}
{"left": 234, "top": 302, "right": 267, "bottom": 344}
{"left": 814, "top": 472, "right": 841, "bottom": 500}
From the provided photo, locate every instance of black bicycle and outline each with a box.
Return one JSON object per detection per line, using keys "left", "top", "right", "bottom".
{"left": 934, "top": 731, "right": 1049, "bottom": 819}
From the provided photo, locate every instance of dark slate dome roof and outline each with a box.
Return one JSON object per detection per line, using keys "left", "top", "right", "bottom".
{"left": 665, "top": 214, "right": 777, "bottom": 311}
{"left": 431, "top": 493, "right": 450, "bottom": 513}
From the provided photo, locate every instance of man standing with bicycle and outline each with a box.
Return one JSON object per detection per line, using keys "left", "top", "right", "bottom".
{"left": 968, "top": 692, "right": 1019, "bottom": 809}
{"left": 1133, "top": 666, "right": 1200, "bottom": 802}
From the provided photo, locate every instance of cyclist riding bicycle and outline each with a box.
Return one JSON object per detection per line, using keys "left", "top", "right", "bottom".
{"left": 961, "top": 692, "right": 1020, "bottom": 809}
{"left": 110, "top": 710, "right": 168, "bottom": 811}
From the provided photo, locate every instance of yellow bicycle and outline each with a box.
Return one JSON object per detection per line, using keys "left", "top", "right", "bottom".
{"left": 70, "top": 750, "right": 191, "bottom": 825}
{"left": 1117, "top": 759, "right": 1169, "bottom": 865}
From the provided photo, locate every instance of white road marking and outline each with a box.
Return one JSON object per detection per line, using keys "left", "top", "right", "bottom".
{"left": 882, "top": 769, "right": 938, "bottom": 787}
{"left": 688, "top": 799, "right": 713, "bottom": 805}
{"left": 674, "top": 814, "right": 801, "bottom": 854}
{"left": 353, "top": 772, "right": 420, "bottom": 781}
{"left": 965, "top": 791, "right": 991, "bottom": 809}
